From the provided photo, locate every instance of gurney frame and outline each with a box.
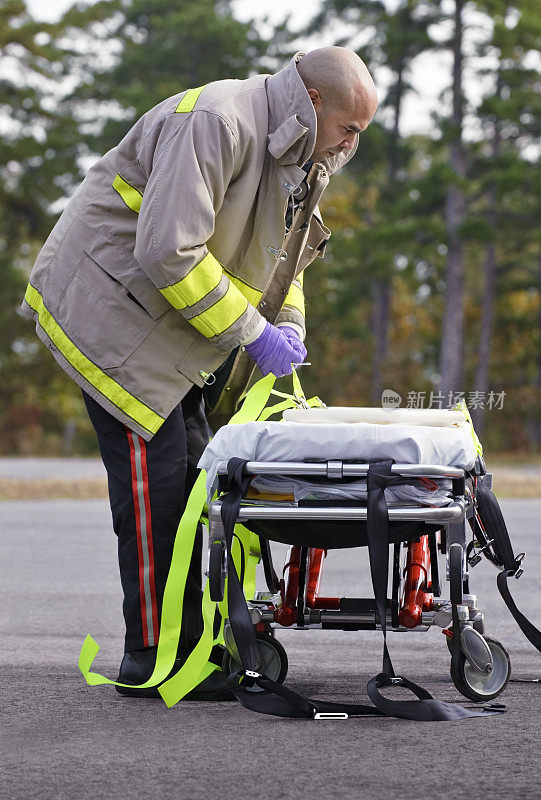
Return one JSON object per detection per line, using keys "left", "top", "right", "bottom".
{"left": 207, "top": 461, "right": 511, "bottom": 702}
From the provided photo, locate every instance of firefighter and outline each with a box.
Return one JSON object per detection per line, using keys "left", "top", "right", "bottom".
{"left": 22, "top": 47, "right": 378, "bottom": 698}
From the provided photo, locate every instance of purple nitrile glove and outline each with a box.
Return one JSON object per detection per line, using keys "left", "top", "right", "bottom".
{"left": 244, "top": 321, "right": 305, "bottom": 377}
{"left": 278, "top": 326, "right": 307, "bottom": 363}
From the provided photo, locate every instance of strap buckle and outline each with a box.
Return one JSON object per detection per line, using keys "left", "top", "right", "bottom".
{"left": 514, "top": 552, "right": 525, "bottom": 579}
{"left": 245, "top": 670, "right": 261, "bottom": 679}
{"left": 313, "top": 712, "right": 349, "bottom": 720}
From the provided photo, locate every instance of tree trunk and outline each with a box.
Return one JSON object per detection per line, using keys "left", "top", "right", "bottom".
{"left": 440, "top": 0, "right": 466, "bottom": 398}
{"left": 370, "top": 278, "right": 391, "bottom": 403}
{"left": 370, "top": 61, "right": 403, "bottom": 402}
{"left": 472, "top": 94, "right": 501, "bottom": 436}
{"left": 527, "top": 249, "right": 541, "bottom": 448}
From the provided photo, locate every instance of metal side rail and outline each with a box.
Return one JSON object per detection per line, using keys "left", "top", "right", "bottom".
{"left": 208, "top": 497, "right": 467, "bottom": 539}
{"left": 219, "top": 461, "right": 466, "bottom": 480}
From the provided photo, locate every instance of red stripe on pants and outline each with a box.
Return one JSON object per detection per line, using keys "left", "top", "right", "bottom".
{"left": 127, "top": 429, "right": 158, "bottom": 647}
{"left": 138, "top": 435, "right": 159, "bottom": 642}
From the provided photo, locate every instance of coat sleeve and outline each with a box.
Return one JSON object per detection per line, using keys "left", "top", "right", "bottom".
{"left": 134, "top": 111, "right": 265, "bottom": 353}
{"left": 275, "top": 270, "right": 306, "bottom": 340}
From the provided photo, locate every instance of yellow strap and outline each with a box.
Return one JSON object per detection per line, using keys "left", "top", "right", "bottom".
{"left": 79, "top": 469, "right": 209, "bottom": 690}
{"left": 24, "top": 284, "right": 164, "bottom": 436}
{"left": 187, "top": 283, "right": 249, "bottom": 338}
{"left": 159, "top": 524, "right": 258, "bottom": 706}
{"left": 453, "top": 399, "right": 484, "bottom": 457}
{"left": 78, "top": 372, "right": 278, "bottom": 695}
{"left": 292, "top": 366, "right": 306, "bottom": 402}
{"left": 175, "top": 85, "right": 207, "bottom": 113}
{"left": 257, "top": 394, "right": 323, "bottom": 421}
{"left": 112, "top": 173, "right": 143, "bottom": 213}
{"left": 160, "top": 252, "right": 223, "bottom": 310}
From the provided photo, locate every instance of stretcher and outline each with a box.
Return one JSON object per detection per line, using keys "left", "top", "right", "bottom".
{"left": 78, "top": 374, "right": 540, "bottom": 718}
{"left": 199, "top": 398, "right": 539, "bottom": 721}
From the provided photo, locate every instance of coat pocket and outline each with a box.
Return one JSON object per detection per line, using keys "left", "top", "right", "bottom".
{"left": 296, "top": 213, "right": 331, "bottom": 275}
{"left": 58, "top": 230, "right": 166, "bottom": 369}
{"left": 83, "top": 227, "right": 170, "bottom": 319}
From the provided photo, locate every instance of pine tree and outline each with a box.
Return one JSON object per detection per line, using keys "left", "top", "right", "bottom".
{"left": 62, "top": 0, "right": 268, "bottom": 157}
{"left": 303, "top": 0, "right": 437, "bottom": 402}
{"left": 469, "top": 0, "right": 540, "bottom": 442}
{"left": 0, "top": 0, "right": 88, "bottom": 453}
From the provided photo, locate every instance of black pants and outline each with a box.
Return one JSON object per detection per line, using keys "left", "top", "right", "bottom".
{"left": 83, "top": 386, "right": 210, "bottom": 653}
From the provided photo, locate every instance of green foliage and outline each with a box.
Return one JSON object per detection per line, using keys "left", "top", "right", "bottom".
{"left": 1, "top": 0, "right": 539, "bottom": 453}
{"left": 63, "top": 0, "right": 269, "bottom": 155}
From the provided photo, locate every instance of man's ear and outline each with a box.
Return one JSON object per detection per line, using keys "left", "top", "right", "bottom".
{"left": 306, "top": 88, "right": 322, "bottom": 108}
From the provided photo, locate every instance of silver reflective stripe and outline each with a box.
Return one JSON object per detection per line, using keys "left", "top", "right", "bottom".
{"left": 131, "top": 432, "right": 156, "bottom": 646}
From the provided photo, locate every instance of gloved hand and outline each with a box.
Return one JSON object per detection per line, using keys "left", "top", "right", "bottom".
{"left": 244, "top": 321, "right": 306, "bottom": 377}
{"left": 278, "top": 326, "right": 307, "bottom": 363}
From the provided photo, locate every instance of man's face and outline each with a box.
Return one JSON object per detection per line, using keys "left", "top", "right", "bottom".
{"left": 308, "top": 89, "right": 374, "bottom": 162}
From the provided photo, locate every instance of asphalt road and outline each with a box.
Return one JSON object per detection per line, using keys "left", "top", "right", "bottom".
{"left": 1, "top": 498, "right": 540, "bottom": 800}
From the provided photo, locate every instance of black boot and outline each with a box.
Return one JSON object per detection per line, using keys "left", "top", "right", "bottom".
{"left": 115, "top": 645, "right": 235, "bottom": 700}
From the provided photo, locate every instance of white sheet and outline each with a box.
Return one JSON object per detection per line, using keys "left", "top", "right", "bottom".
{"left": 198, "top": 419, "right": 477, "bottom": 501}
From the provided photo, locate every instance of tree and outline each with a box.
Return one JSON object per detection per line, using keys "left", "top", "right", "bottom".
{"left": 62, "top": 0, "right": 269, "bottom": 157}
{"left": 437, "top": 0, "right": 468, "bottom": 398}
{"left": 1, "top": 0, "right": 269, "bottom": 454}
{"left": 0, "top": 0, "right": 91, "bottom": 453}
{"left": 469, "top": 0, "right": 540, "bottom": 439}
{"left": 305, "top": 0, "right": 438, "bottom": 402}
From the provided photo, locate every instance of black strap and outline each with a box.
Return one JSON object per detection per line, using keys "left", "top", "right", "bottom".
{"left": 259, "top": 536, "right": 280, "bottom": 594}
{"left": 366, "top": 460, "right": 407, "bottom": 676}
{"left": 296, "top": 547, "right": 308, "bottom": 627}
{"left": 220, "top": 457, "right": 500, "bottom": 721}
{"left": 476, "top": 482, "right": 541, "bottom": 653}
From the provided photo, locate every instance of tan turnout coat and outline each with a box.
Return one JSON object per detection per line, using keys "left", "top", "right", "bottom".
{"left": 22, "top": 53, "right": 357, "bottom": 438}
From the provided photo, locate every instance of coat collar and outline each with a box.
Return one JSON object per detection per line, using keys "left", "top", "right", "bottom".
{"left": 265, "top": 52, "right": 358, "bottom": 174}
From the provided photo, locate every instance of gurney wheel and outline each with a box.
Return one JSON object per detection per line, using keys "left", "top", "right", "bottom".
{"left": 448, "top": 543, "right": 464, "bottom": 606}
{"left": 209, "top": 540, "right": 226, "bottom": 602}
{"left": 450, "top": 636, "right": 511, "bottom": 701}
{"left": 222, "top": 634, "right": 288, "bottom": 691}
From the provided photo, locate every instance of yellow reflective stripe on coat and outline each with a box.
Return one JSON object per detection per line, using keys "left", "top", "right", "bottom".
{"left": 175, "top": 85, "right": 207, "bottom": 113}
{"left": 112, "top": 173, "right": 144, "bottom": 213}
{"left": 223, "top": 269, "right": 263, "bottom": 308}
{"left": 24, "top": 284, "right": 164, "bottom": 436}
{"left": 283, "top": 279, "right": 305, "bottom": 317}
{"left": 160, "top": 252, "right": 223, "bottom": 310}
{"left": 187, "top": 283, "right": 249, "bottom": 338}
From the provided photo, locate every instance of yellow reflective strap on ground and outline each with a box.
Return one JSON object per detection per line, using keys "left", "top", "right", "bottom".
{"left": 78, "top": 635, "right": 116, "bottom": 685}
{"left": 78, "top": 373, "right": 277, "bottom": 695}
{"left": 159, "top": 583, "right": 219, "bottom": 707}
{"left": 79, "top": 468, "right": 208, "bottom": 690}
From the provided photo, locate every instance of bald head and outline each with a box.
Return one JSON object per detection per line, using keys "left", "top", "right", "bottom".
{"left": 297, "top": 47, "right": 378, "bottom": 161}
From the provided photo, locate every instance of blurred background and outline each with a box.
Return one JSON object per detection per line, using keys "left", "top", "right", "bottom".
{"left": 1, "top": 0, "right": 540, "bottom": 457}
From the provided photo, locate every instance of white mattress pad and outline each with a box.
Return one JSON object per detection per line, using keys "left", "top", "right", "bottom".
{"left": 199, "top": 418, "right": 477, "bottom": 500}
